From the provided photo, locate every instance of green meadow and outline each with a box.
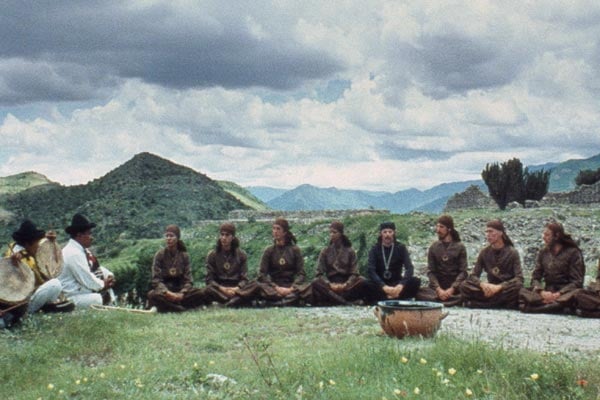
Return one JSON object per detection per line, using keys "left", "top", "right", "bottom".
{"left": 0, "top": 306, "right": 598, "bottom": 400}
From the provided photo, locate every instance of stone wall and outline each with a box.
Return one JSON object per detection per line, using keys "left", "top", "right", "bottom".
{"left": 227, "top": 208, "right": 390, "bottom": 222}
{"left": 444, "top": 185, "right": 496, "bottom": 212}
{"left": 446, "top": 181, "right": 600, "bottom": 211}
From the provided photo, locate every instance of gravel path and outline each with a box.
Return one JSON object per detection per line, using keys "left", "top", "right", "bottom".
{"left": 295, "top": 306, "right": 600, "bottom": 357}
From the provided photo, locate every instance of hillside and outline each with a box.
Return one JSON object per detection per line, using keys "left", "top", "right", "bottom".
{"left": 217, "top": 180, "right": 269, "bottom": 210}
{"left": 0, "top": 171, "right": 57, "bottom": 195}
{"left": 0, "top": 153, "right": 248, "bottom": 251}
{"left": 547, "top": 153, "right": 600, "bottom": 192}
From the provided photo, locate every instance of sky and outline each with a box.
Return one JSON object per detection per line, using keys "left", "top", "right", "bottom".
{"left": 1, "top": 1, "right": 599, "bottom": 192}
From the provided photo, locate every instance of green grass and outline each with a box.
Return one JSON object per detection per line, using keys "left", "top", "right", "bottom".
{"left": 1, "top": 308, "right": 598, "bottom": 399}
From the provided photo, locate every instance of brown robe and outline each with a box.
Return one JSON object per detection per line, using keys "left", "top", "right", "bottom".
{"left": 202, "top": 248, "right": 249, "bottom": 305}
{"left": 416, "top": 240, "right": 467, "bottom": 306}
{"left": 460, "top": 245, "right": 523, "bottom": 309}
{"left": 238, "top": 243, "right": 306, "bottom": 305}
{"left": 304, "top": 243, "right": 368, "bottom": 306}
{"left": 519, "top": 246, "right": 584, "bottom": 313}
{"left": 147, "top": 248, "right": 204, "bottom": 312}
{"left": 574, "top": 260, "right": 600, "bottom": 317}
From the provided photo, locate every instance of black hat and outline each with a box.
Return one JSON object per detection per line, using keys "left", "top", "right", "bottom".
{"left": 12, "top": 220, "right": 46, "bottom": 245}
{"left": 65, "top": 213, "right": 96, "bottom": 235}
{"left": 379, "top": 221, "right": 396, "bottom": 231}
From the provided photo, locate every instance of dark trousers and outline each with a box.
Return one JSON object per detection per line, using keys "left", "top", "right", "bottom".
{"left": 460, "top": 276, "right": 521, "bottom": 309}
{"left": 365, "top": 277, "right": 421, "bottom": 305}
{"left": 415, "top": 286, "right": 463, "bottom": 307}
{"left": 147, "top": 287, "right": 205, "bottom": 312}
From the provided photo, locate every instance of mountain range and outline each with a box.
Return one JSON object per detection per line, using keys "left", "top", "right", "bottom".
{"left": 1, "top": 152, "right": 599, "bottom": 248}
{"left": 247, "top": 153, "right": 600, "bottom": 213}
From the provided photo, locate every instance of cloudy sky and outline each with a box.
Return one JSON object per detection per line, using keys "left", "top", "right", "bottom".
{"left": 1, "top": 1, "right": 599, "bottom": 192}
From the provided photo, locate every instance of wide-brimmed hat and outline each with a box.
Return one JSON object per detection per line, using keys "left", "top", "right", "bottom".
{"left": 12, "top": 220, "right": 46, "bottom": 244}
{"left": 65, "top": 213, "right": 96, "bottom": 235}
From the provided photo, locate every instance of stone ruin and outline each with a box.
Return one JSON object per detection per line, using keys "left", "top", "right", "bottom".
{"left": 444, "top": 181, "right": 600, "bottom": 211}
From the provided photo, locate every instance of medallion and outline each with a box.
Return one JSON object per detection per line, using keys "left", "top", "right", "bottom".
{"left": 442, "top": 254, "right": 449, "bottom": 262}
{"left": 169, "top": 267, "right": 177, "bottom": 276}
{"left": 492, "top": 267, "right": 500, "bottom": 275}
{"left": 279, "top": 257, "right": 286, "bottom": 266}
{"left": 224, "top": 262, "right": 231, "bottom": 271}
{"left": 383, "top": 270, "right": 392, "bottom": 280}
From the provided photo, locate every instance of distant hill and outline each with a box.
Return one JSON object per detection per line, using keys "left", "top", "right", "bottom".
{"left": 545, "top": 153, "right": 600, "bottom": 192}
{"left": 217, "top": 181, "right": 269, "bottom": 210}
{"left": 251, "top": 153, "right": 600, "bottom": 213}
{"left": 262, "top": 180, "right": 486, "bottom": 213}
{"left": 246, "top": 186, "right": 289, "bottom": 202}
{"left": 0, "top": 153, "right": 248, "bottom": 250}
{"left": 0, "top": 171, "right": 57, "bottom": 196}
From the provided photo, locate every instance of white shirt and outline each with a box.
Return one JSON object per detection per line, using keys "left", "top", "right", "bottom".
{"left": 59, "top": 239, "right": 107, "bottom": 296}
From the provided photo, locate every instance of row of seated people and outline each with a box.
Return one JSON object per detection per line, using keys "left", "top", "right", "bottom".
{"left": 2, "top": 213, "right": 599, "bottom": 328}
{"left": 147, "top": 216, "right": 600, "bottom": 317}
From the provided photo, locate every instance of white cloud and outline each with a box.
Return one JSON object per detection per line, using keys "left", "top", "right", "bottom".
{"left": 1, "top": 1, "right": 599, "bottom": 192}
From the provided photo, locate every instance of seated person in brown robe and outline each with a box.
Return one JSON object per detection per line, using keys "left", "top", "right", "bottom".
{"left": 303, "top": 221, "right": 368, "bottom": 306}
{"left": 239, "top": 218, "right": 306, "bottom": 307}
{"left": 519, "top": 222, "right": 585, "bottom": 314}
{"left": 202, "top": 223, "right": 249, "bottom": 307}
{"left": 573, "top": 260, "right": 600, "bottom": 318}
{"left": 460, "top": 219, "right": 523, "bottom": 309}
{"left": 416, "top": 215, "right": 467, "bottom": 307}
{"left": 146, "top": 225, "right": 204, "bottom": 312}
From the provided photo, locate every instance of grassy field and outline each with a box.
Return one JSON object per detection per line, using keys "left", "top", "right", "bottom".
{"left": 1, "top": 306, "right": 598, "bottom": 400}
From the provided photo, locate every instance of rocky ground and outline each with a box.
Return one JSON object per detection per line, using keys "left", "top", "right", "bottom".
{"left": 295, "top": 305, "right": 600, "bottom": 358}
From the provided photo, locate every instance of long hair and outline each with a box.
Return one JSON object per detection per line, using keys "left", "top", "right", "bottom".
{"left": 331, "top": 234, "right": 352, "bottom": 248}
{"left": 546, "top": 222, "right": 580, "bottom": 250}
{"left": 274, "top": 218, "right": 297, "bottom": 245}
{"left": 216, "top": 236, "right": 240, "bottom": 252}
{"left": 449, "top": 230, "right": 461, "bottom": 242}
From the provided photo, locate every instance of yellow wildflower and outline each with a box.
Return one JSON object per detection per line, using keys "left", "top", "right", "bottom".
{"left": 47, "top": 384, "right": 54, "bottom": 390}
{"left": 400, "top": 356, "right": 409, "bottom": 364}
{"left": 530, "top": 373, "right": 539, "bottom": 381}
{"left": 100, "top": 372, "right": 106, "bottom": 378}
{"left": 75, "top": 379, "right": 81, "bottom": 385}
{"left": 465, "top": 388, "right": 473, "bottom": 396}
{"left": 448, "top": 368, "right": 457, "bottom": 376}
{"left": 329, "top": 379, "right": 336, "bottom": 386}
{"left": 414, "top": 387, "right": 420, "bottom": 395}
{"left": 419, "top": 358, "right": 427, "bottom": 365}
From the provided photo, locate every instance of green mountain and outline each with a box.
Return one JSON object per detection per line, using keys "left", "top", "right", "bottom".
{"left": 0, "top": 171, "right": 56, "bottom": 195}
{"left": 0, "top": 153, "right": 248, "bottom": 249}
{"left": 217, "top": 180, "right": 269, "bottom": 210}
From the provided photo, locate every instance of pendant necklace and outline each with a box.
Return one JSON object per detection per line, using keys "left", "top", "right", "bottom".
{"left": 381, "top": 244, "right": 394, "bottom": 280}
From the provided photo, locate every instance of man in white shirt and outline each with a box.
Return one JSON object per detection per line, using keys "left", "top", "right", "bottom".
{"left": 59, "top": 213, "right": 115, "bottom": 308}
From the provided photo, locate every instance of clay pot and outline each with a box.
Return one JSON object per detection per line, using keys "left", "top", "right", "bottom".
{"left": 374, "top": 300, "right": 448, "bottom": 339}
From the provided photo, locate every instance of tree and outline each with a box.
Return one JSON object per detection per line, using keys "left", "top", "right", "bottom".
{"left": 482, "top": 158, "right": 550, "bottom": 209}
{"left": 575, "top": 167, "right": 600, "bottom": 186}
{"left": 523, "top": 168, "right": 551, "bottom": 201}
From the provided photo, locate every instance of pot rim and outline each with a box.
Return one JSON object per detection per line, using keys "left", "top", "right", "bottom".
{"left": 376, "top": 300, "right": 444, "bottom": 310}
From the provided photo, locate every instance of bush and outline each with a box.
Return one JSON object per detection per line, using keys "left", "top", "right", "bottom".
{"left": 575, "top": 167, "right": 600, "bottom": 186}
